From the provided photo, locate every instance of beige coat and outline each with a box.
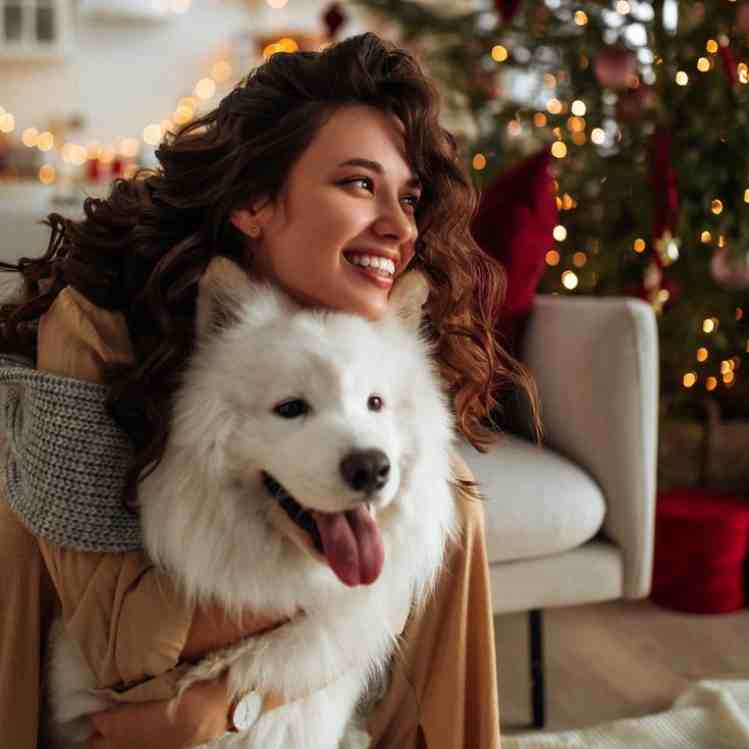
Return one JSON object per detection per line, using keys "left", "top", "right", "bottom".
{"left": 0, "top": 285, "right": 500, "bottom": 748}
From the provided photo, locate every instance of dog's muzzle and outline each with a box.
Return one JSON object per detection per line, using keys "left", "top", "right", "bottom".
{"left": 262, "top": 471, "right": 324, "bottom": 553}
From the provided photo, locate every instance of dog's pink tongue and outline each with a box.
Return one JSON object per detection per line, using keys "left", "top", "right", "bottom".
{"left": 314, "top": 507, "right": 384, "bottom": 587}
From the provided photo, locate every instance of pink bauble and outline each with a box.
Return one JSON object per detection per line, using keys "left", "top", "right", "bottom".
{"left": 710, "top": 247, "right": 749, "bottom": 290}
{"left": 737, "top": 2, "right": 749, "bottom": 33}
{"left": 594, "top": 46, "right": 638, "bottom": 89}
{"left": 616, "top": 85, "right": 656, "bottom": 121}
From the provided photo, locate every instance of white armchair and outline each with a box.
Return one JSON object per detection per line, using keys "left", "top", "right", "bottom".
{"left": 457, "top": 294, "right": 659, "bottom": 728}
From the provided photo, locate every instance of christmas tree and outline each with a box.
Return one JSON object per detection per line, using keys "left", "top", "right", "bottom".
{"left": 355, "top": 0, "right": 749, "bottom": 423}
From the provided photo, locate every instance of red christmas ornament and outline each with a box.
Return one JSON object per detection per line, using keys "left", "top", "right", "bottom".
{"left": 470, "top": 148, "right": 558, "bottom": 350}
{"left": 495, "top": 0, "right": 523, "bottom": 24}
{"left": 615, "top": 84, "right": 655, "bottom": 122}
{"left": 718, "top": 44, "right": 739, "bottom": 86}
{"left": 649, "top": 127, "right": 679, "bottom": 243}
{"left": 322, "top": 2, "right": 347, "bottom": 40}
{"left": 593, "top": 45, "right": 637, "bottom": 89}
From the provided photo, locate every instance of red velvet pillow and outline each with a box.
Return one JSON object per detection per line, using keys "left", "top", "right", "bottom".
{"left": 652, "top": 487, "right": 749, "bottom": 614}
{"left": 470, "top": 147, "right": 558, "bottom": 353}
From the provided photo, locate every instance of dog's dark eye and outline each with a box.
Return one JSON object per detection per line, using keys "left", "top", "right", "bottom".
{"left": 274, "top": 399, "right": 310, "bottom": 419}
{"left": 368, "top": 395, "right": 384, "bottom": 412}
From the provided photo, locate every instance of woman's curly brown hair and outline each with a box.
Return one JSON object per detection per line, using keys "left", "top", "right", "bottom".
{"left": 0, "top": 32, "right": 541, "bottom": 507}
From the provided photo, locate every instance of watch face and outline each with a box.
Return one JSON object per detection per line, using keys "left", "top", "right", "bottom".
{"left": 233, "top": 690, "right": 263, "bottom": 732}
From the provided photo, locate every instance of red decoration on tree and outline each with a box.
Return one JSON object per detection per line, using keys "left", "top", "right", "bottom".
{"left": 649, "top": 127, "right": 679, "bottom": 243}
{"left": 615, "top": 84, "right": 655, "bottom": 122}
{"left": 322, "top": 3, "right": 347, "bottom": 40}
{"left": 593, "top": 45, "right": 637, "bottom": 89}
{"left": 495, "top": 0, "right": 523, "bottom": 24}
{"left": 718, "top": 44, "right": 739, "bottom": 86}
{"left": 470, "top": 148, "right": 558, "bottom": 350}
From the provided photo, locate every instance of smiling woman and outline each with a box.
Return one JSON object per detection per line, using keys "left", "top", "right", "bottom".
{"left": 0, "top": 31, "right": 538, "bottom": 749}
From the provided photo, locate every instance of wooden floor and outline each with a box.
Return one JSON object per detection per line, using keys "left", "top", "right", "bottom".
{"left": 495, "top": 598, "right": 749, "bottom": 735}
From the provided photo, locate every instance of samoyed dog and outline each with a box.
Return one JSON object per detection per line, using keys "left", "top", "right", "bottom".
{"left": 47, "top": 258, "right": 457, "bottom": 748}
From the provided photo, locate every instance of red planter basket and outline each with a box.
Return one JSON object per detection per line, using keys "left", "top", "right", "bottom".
{"left": 652, "top": 487, "right": 749, "bottom": 615}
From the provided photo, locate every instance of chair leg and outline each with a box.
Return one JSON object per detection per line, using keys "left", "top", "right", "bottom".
{"left": 528, "top": 608, "right": 546, "bottom": 729}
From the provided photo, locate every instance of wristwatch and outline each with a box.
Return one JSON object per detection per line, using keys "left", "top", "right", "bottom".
{"left": 228, "top": 690, "right": 264, "bottom": 732}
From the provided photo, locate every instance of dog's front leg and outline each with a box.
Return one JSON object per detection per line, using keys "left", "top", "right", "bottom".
{"left": 235, "top": 668, "right": 367, "bottom": 749}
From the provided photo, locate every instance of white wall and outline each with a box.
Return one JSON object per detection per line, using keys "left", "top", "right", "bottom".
{"left": 0, "top": 0, "right": 368, "bottom": 147}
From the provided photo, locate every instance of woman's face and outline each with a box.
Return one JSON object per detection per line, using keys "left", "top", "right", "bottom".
{"left": 231, "top": 105, "right": 422, "bottom": 321}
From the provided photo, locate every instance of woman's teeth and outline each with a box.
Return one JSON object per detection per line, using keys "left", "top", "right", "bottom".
{"left": 346, "top": 254, "right": 395, "bottom": 277}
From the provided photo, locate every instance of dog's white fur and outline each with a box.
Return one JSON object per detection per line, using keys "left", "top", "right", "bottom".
{"left": 46, "top": 262, "right": 457, "bottom": 748}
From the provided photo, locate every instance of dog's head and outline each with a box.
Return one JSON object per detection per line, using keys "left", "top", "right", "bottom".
{"left": 143, "top": 257, "right": 454, "bottom": 601}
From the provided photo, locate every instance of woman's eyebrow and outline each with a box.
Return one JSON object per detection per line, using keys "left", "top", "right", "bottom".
{"left": 337, "top": 158, "right": 421, "bottom": 189}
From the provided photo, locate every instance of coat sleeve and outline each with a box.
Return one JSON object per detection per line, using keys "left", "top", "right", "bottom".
{"left": 35, "top": 287, "right": 195, "bottom": 687}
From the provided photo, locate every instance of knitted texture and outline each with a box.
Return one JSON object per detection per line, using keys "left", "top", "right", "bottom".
{"left": 0, "top": 355, "right": 142, "bottom": 552}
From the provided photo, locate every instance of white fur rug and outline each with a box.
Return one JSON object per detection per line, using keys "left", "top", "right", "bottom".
{"left": 503, "top": 678, "right": 749, "bottom": 749}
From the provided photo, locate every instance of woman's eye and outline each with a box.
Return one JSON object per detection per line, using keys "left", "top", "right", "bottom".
{"left": 401, "top": 194, "right": 421, "bottom": 212}
{"left": 346, "top": 177, "right": 374, "bottom": 192}
{"left": 273, "top": 399, "right": 310, "bottom": 419}
{"left": 368, "top": 395, "right": 384, "bottom": 412}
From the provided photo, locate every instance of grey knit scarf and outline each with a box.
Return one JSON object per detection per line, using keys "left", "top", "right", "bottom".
{"left": 0, "top": 355, "right": 142, "bottom": 552}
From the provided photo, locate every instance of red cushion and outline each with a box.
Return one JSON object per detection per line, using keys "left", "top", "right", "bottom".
{"left": 652, "top": 487, "right": 749, "bottom": 614}
{"left": 470, "top": 148, "right": 558, "bottom": 351}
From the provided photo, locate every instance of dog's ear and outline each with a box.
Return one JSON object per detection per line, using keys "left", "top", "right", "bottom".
{"left": 388, "top": 268, "right": 430, "bottom": 332}
{"left": 196, "top": 256, "right": 255, "bottom": 337}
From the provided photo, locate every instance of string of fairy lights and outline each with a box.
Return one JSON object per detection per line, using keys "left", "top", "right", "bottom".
{"left": 468, "top": 14, "right": 749, "bottom": 395}
{"left": 0, "top": 0, "right": 296, "bottom": 186}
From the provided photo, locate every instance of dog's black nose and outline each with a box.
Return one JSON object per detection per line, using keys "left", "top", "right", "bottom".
{"left": 340, "top": 449, "right": 390, "bottom": 494}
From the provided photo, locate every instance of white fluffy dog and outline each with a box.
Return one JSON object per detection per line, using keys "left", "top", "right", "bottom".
{"left": 47, "top": 259, "right": 457, "bottom": 748}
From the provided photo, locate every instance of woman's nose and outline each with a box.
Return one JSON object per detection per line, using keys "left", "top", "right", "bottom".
{"left": 373, "top": 199, "right": 418, "bottom": 247}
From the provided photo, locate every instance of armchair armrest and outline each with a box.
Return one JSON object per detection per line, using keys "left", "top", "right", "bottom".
{"left": 520, "top": 295, "right": 659, "bottom": 598}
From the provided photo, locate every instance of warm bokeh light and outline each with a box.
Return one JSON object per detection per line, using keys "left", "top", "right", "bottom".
{"left": 701, "top": 230, "right": 712, "bottom": 242}
{"left": 194, "top": 78, "right": 216, "bottom": 100}
{"left": 571, "top": 99, "right": 586, "bottom": 116}
{"left": 706, "top": 39, "right": 719, "bottom": 54}
{"left": 211, "top": 60, "right": 233, "bottom": 82}
{"left": 675, "top": 71, "right": 689, "bottom": 86}
{"left": 22, "top": 128, "right": 40, "bottom": 147}
{"left": 37, "top": 131, "right": 54, "bottom": 151}
{"left": 38, "top": 164, "right": 56, "bottom": 184}
{"left": 143, "top": 124, "right": 163, "bottom": 146}
{"left": 633, "top": 238, "right": 646, "bottom": 253}
{"left": 507, "top": 120, "right": 522, "bottom": 137}
{"left": 472, "top": 153, "right": 487, "bottom": 170}
{"left": 0, "top": 113, "right": 15, "bottom": 133}
{"left": 703, "top": 317, "right": 718, "bottom": 334}
{"left": 574, "top": 10, "right": 588, "bottom": 25}
{"left": 711, "top": 199, "right": 723, "bottom": 214}
{"left": 697, "top": 348, "right": 708, "bottom": 362}
{"left": 551, "top": 141, "right": 568, "bottom": 158}
{"left": 683, "top": 372, "right": 697, "bottom": 388}
{"left": 561, "top": 270, "right": 578, "bottom": 289}
{"left": 706, "top": 376, "right": 718, "bottom": 391}
{"left": 533, "top": 112, "right": 547, "bottom": 127}
{"left": 572, "top": 251, "right": 587, "bottom": 267}
{"left": 545, "top": 250, "right": 561, "bottom": 266}
{"left": 491, "top": 45, "right": 509, "bottom": 63}
{"left": 697, "top": 57, "right": 711, "bottom": 72}
{"left": 591, "top": 128, "right": 605, "bottom": 145}
{"left": 615, "top": 0, "right": 631, "bottom": 13}
{"left": 553, "top": 225, "right": 568, "bottom": 241}
{"left": 546, "top": 98, "right": 563, "bottom": 114}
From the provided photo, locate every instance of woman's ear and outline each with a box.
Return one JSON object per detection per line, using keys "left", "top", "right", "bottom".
{"left": 230, "top": 197, "right": 275, "bottom": 239}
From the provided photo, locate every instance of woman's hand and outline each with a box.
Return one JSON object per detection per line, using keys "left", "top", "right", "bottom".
{"left": 87, "top": 675, "right": 231, "bottom": 749}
